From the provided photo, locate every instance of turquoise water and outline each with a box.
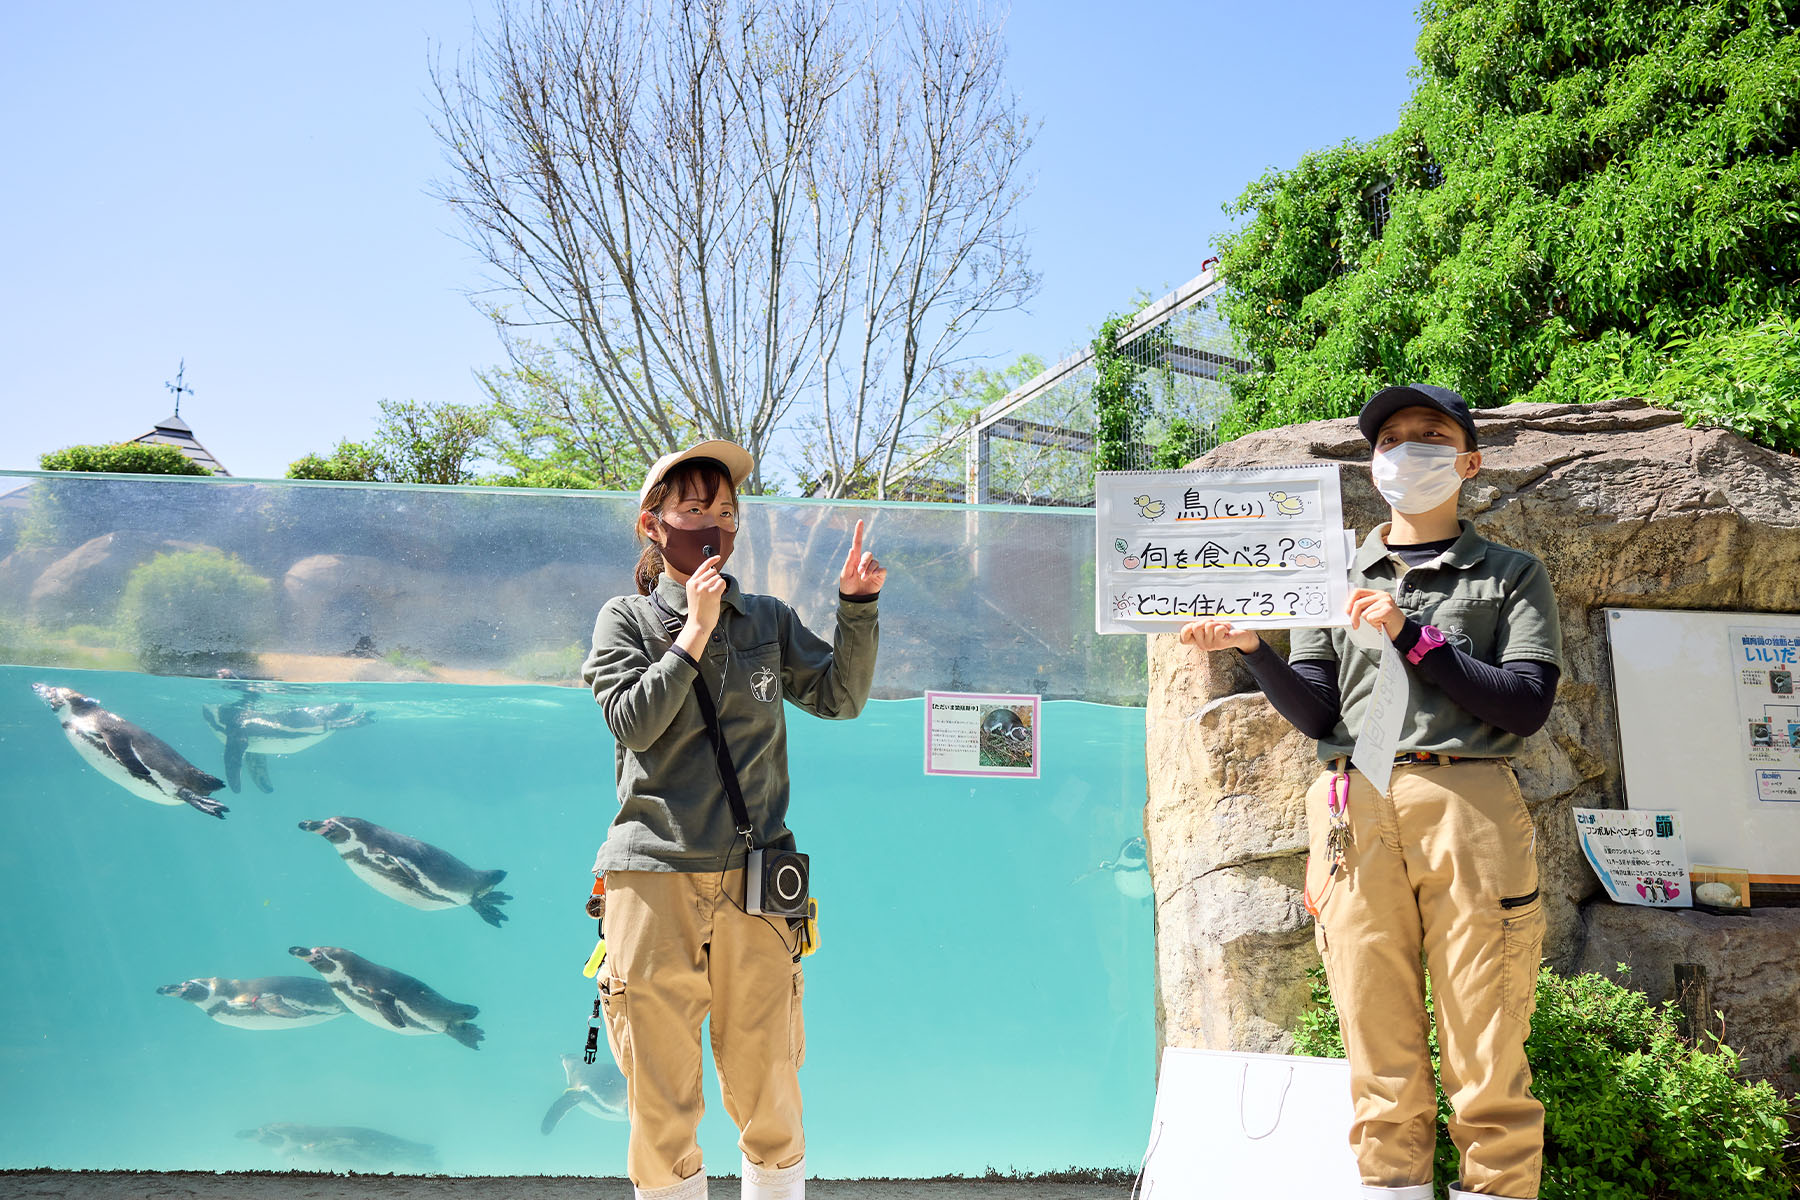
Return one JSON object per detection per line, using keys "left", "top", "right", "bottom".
{"left": 0, "top": 667, "right": 1152, "bottom": 1177}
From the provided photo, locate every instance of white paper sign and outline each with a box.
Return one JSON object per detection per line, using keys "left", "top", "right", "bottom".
{"left": 1574, "top": 808, "right": 1692, "bottom": 907}
{"left": 923, "top": 691, "right": 1040, "bottom": 779}
{"left": 1140, "top": 1047, "right": 1359, "bottom": 1198}
{"left": 1728, "top": 625, "right": 1800, "bottom": 803}
{"left": 1348, "top": 620, "right": 1405, "bottom": 796}
{"left": 1095, "top": 465, "right": 1352, "bottom": 634}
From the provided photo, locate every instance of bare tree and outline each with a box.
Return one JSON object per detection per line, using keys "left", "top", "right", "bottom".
{"left": 431, "top": 0, "right": 1036, "bottom": 495}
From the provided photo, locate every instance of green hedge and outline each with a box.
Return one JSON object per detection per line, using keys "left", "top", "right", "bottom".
{"left": 39, "top": 443, "right": 211, "bottom": 476}
{"left": 119, "top": 548, "right": 274, "bottom": 676}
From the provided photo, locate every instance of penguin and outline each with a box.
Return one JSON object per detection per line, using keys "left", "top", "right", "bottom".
{"left": 1074, "top": 836, "right": 1151, "bottom": 899}
{"left": 32, "top": 683, "right": 229, "bottom": 819}
{"left": 201, "top": 696, "right": 370, "bottom": 793}
{"left": 288, "top": 945, "right": 483, "bottom": 1049}
{"left": 298, "top": 816, "right": 512, "bottom": 928}
{"left": 237, "top": 1123, "right": 438, "bottom": 1171}
{"left": 541, "top": 1052, "right": 629, "bottom": 1133}
{"left": 156, "top": 975, "right": 346, "bottom": 1029}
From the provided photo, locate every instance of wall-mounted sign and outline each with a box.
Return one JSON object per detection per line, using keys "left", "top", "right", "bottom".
{"left": 1094, "top": 466, "right": 1352, "bottom": 634}
{"left": 1574, "top": 808, "right": 1692, "bottom": 908}
{"left": 924, "top": 691, "right": 1040, "bottom": 779}
{"left": 1730, "top": 625, "right": 1800, "bottom": 803}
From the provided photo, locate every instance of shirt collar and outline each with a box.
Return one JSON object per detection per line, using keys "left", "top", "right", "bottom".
{"left": 653, "top": 571, "right": 747, "bottom": 615}
{"left": 1354, "top": 519, "right": 1489, "bottom": 572}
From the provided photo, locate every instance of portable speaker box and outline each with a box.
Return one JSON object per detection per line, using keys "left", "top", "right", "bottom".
{"left": 746, "top": 847, "right": 809, "bottom": 917}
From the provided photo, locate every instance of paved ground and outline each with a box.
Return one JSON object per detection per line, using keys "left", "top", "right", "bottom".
{"left": 0, "top": 1176, "right": 1136, "bottom": 1200}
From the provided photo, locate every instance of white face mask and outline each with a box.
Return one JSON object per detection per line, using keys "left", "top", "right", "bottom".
{"left": 1370, "top": 441, "right": 1469, "bottom": 514}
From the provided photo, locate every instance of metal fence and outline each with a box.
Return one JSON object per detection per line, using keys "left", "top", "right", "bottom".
{"left": 895, "top": 268, "right": 1247, "bottom": 506}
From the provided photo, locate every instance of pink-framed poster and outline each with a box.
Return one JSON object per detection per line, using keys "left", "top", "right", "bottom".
{"left": 923, "top": 691, "right": 1040, "bottom": 779}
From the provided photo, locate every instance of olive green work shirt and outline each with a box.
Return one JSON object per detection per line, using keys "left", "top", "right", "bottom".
{"left": 583, "top": 572, "right": 879, "bottom": 873}
{"left": 1288, "top": 520, "right": 1562, "bottom": 764}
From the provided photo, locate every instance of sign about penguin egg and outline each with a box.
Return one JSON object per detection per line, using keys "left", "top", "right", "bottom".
{"left": 1095, "top": 464, "right": 1354, "bottom": 634}
{"left": 924, "top": 691, "right": 1040, "bottom": 779}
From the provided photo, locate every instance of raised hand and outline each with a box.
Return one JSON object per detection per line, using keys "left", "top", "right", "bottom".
{"left": 1179, "top": 618, "right": 1260, "bottom": 654}
{"left": 684, "top": 555, "right": 727, "bottom": 634}
{"left": 838, "top": 519, "right": 886, "bottom": 597}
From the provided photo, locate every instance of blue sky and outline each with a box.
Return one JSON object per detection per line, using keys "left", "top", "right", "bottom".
{"left": 2, "top": 1, "right": 1423, "bottom": 482}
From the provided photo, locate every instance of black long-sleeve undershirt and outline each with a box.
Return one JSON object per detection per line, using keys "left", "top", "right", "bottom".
{"left": 1235, "top": 538, "right": 1560, "bottom": 741}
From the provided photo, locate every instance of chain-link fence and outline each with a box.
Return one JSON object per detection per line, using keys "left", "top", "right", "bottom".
{"left": 894, "top": 269, "right": 1246, "bottom": 506}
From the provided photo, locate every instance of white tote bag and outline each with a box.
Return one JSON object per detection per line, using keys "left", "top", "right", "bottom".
{"left": 1138, "top": 1047, "right": 1361, "bottom": 1198}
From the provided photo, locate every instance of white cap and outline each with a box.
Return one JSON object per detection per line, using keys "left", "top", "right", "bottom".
{"left": 638, "top": 440, "right": 755, "bottom": 505}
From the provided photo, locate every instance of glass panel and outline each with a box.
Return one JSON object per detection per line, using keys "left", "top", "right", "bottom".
{"left": 0, "top": 471, "right": 1152, "bottom": 1176}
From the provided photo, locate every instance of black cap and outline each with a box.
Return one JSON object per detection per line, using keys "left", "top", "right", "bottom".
{"left": 1358, "top": 384, "right": 1478, "bottom": 449}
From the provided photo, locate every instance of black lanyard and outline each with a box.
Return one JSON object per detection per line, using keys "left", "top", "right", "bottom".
{"left": 649, "top": 590, "right": 756, "bottom": 846}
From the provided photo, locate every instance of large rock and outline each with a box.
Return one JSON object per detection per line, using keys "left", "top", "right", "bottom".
{"left": 1148, "top": 399, "right": 1800, "bottom": 1073}
{"left": 28, "top": 532, "right": 211, "bottom": 627}
{"left": 1576, "top": 903, "right": 1800, "bottom": 1092}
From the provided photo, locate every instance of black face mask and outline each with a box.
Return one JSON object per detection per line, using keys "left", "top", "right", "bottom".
{"left": 656, "top": 519, "right": 734, "bottom": 576}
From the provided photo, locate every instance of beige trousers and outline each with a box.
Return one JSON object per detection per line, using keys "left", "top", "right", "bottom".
{"left": 600, "top": 868, "right": 806, "bottom": 1189}
{"left": 1304, "top": 760, "right": 1546, "bottom": 1197}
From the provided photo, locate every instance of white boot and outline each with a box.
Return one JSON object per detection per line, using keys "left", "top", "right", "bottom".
{"left": 1361, "top": 1186, "right": 1433, "bottom": 1200}
{"left": 1449, "top": 1186, "right": 1534, "bottom": 1200}
{"left": 637, "top": 1169, "right": 708, "bottom": 1200}
{"left": 741, "top": 1155, "right": 804, "bottom": 1200}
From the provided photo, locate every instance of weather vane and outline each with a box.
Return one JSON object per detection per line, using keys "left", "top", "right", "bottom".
{"left": 165, "top": 359, "right": 196, "bottom": 417}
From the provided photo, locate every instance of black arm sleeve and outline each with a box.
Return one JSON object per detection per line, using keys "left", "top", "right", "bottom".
{"left": 1395, "top": 620, "right": 1561, "bottom": 736}
{"left": 1237, "top": 641, "right": 1342, "bottom": 740}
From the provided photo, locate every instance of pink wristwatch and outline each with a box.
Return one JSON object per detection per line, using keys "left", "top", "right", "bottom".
{"left": 1406, "top": 624, "right": 1447, "bottom": 664}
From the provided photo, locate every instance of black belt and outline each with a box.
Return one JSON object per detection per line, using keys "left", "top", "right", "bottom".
{"left": 1394, "top": 751, "right": 1465, "bottom": 765}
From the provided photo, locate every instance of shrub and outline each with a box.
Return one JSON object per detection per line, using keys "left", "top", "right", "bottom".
{"left": 119, "top": 549, "right": 274, "bottom": 676}
{"left": 39, "top": 443, "right": 211, "bottom": 476}
{"left": 1292, "top": 964, "right": 1795, "bottom": 1198}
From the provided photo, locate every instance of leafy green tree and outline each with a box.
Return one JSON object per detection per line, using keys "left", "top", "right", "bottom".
{"left": 1215, "top": 0, "right": 1800, "bottom": 452}
{"left": 472, "top": 341, "right": 658, "bottom": 491}
{"left": 39, "top": 443, "right": 211, "bottom": 476}
{"left": 287, "top": 399, "right": 491, "bottom": 485}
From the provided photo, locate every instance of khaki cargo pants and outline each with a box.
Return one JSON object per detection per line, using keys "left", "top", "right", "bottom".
{"left": 600, "top": 868, "right": 806, "bottom": 1190}
{"left": 1304, "top": 759, "right": 1546, "bottom": 1197}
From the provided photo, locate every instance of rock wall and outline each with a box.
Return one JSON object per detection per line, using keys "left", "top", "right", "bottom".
{"left": 1146, "top": 399, "right": 1800, "bottom": 1080}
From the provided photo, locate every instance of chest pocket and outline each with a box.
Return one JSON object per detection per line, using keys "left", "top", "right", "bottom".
{"left": 1417, "top": 597, "right": 1501, "bottom": 664}
{"left": 738, "top": 640, "right": 783, "bottom": 705}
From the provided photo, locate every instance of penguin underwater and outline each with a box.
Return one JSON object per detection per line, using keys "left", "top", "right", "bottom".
{"left": 201, "top": 695, "right": 370, "bottom": 793}
{"left": 289, "top": 945, "right": 484, "bottom": 1049}
{"left": 157, "top": 975, "right": 346, "bottom": 1029}
{"left": 1074, "top": 836, "right": 1151, "bottom": 899}
{"left": 238, "top": 1123, "right": 438, "bottom": 1171}
{"left": 541, "top": 1052, "right": 628, "bottom": 1133}
{"left": 32, "top": 683, "right": 229, "bottom": 819}
{"left": 298, "top": 816, "right": 512, "bottom": 927}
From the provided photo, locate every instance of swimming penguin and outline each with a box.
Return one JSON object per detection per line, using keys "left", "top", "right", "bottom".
{"left": 1074, "top": 836, "right": 1151, "bottom": 899}
{"left": 237, "top": 1123, "right": 438, "bottom": 1171}
{"left": 541, "top": 1052, "right": 629, "bottom": 1133}
{"left": 288, "top": 945, "right": 484, "bottom": 1049}
{"left": 201, "top": 697, "right": 370, "bottom": 793}
{"left": 157, "top": 975, "right": 346, "bottom": 1029}
{"left": 298, "top": 816, "right": 512, "bottom": 928}
{"left": 32, "top": 683, "right": 229, "bottom": 819}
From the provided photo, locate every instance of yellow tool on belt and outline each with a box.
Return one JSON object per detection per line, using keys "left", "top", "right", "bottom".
{"left": 583, "top": 876, "right": 607, "bottom": 978}
{"left": 798, "top": 896, "right": 820, "bottom": 958}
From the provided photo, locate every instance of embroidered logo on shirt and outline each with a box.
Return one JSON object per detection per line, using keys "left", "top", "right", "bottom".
{"left": 1443, "top": 626, "right": 1473, "bottom": 653}
{"left": 750, "top": 667, "right": 779, "bottom": 703}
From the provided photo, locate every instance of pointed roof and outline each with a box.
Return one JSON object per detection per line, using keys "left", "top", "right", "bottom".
{"left": 133, "top": 412, "right": 232, "bottom": 476}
